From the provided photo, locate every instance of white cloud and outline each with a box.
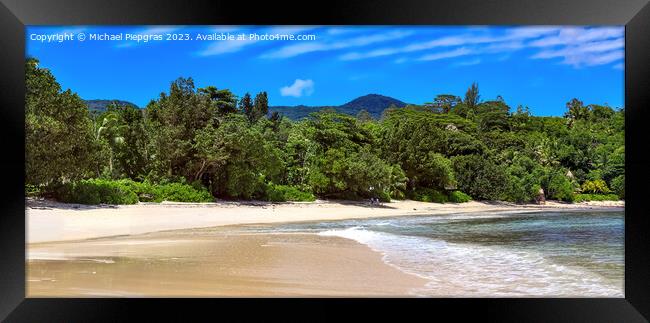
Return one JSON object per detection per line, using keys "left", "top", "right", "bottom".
{"left": 198, "top": 38, "right": 259, "bottom": 56}
{"left": 531, "top": 37, "right": 624, "bottom": 67}
{"left": 565, "top": 50, "right": 623, "bottom": 67}
{"left": 526, "top": 27, "right": 623, "bottom": 67}
{"left": 483, "top": 41, "right": 525, "bottom": 53}
{"left": 139, "top": 26, "right": 181, "bottom": 34}
{"left": 529, "top": 27, "right": 622, "bottom": 47}
{"left": 262, "top": 30, "right": 413, "bottom": 59}
{"left": 266, "top": 26, "right": 317, "bottom": 35}
{"left": 340, "top": 35, "right": 467, "bottom": 60}
{"left": 191, "top": 26, "right": 623, "bottom": 69}
{"left": 394, "top": 57, "right": 408, "bottom": 64}
{"left": 532, "top": 38, "right": 623, "bottom": 58}
{"left": 454, "top": 58, "right": 482, "bottom": 67}
{"left": 418, "top": 47, "right": 473, "bottom": 61}
{"left": 336, "top": 26, "right": 624, "bottom": 69}
{"left": 280, "top": 79, "right": 314, "bottom": 97}
{"left": 339, "top": 27, "right": 559, "bottom": 61}
{"left": 326, "top": 27, "right": 361, "bottom": 35}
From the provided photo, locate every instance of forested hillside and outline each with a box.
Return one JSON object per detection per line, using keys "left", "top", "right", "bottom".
{"left": 25, "top": 58, "right": 625, "bottom": 204}
{"left": 269, "top": 94, "right": 407, "bottom": 119}
{"left": 84, "top": 99, "right": 139, "bottom": 114}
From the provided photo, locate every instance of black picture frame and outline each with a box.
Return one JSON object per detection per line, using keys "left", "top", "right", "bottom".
{"left": 1, "top": 0, "right": 649, "bottom": 321}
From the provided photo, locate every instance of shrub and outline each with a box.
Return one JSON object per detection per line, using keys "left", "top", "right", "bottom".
{"left": 610, "top": 175, "right": 625, "bottom": 199}
{"left": 449, "top": 191, "right": 472, "bottom": 203}
{"left": 581, "top": 179, "right": 611, "bottom": 194}
{"left": 410, "top": 188, "right": 448, "bottom": 203}
{"left": 152, "top": 182, "right": 213, "bottom": 203}
{"left": 574, "top": 194, "right": 620, "bottom": 202}
{"left": 55, "top": 179, "right": 139, "bottom": 205}
{"left": 505, "top": 175, "right": 542, "bottom": 203}
{"left": 54, "top": 178, "right": 213, "bottom": 204}
{"left": 544, "top": 171, "right": 575, "bottom": 202}
{"left": 266, "top": 184, "right": 316, "bottom": 202}
{"left": 25, "top": 184, "right": 41, "bottom": 197}
{"left": 377, "top": 190, "right": 392, "bottom": 202}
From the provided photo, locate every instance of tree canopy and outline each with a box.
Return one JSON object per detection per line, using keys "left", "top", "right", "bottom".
{"left": 26, "top": 59, "right": 625, "bottom": 204}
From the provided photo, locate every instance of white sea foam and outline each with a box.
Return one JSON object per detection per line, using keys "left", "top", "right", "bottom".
{"left": 318, "top": 227, "right": 623, "bottom": 297}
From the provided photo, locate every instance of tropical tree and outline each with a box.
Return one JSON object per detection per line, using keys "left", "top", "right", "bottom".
{"left": 427, "top": 94, "right": 461, "bottom": 113}
{"left": 239, "top": 93, "right": 253, "bottom": 121}
{"left": 95, "top": 110, "right": 127, "bottom": 177}
{"left": 25, "top": 58, "right": 96, "bottom": 186}
{"left": 251, "top": 91, "right": 269, "bottom": 122}
{"left": 464, "top": 82, "right": 481, "bottom": 111}
{"left": 198, "top": 86, "right": 238, "bottom": 115}
{"left": 564, "top": 98, "right": 589, "bottom": 127}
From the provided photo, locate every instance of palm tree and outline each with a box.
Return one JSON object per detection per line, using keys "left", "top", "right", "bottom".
{"left": 96, "top": 111, "right": 126, "bottom": 176}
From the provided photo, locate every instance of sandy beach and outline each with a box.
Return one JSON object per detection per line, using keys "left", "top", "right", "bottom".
{"left": 26, "top": 198, "right": 623, "bottom": 297}
{"left": 26, "top": 198, "right": 623, "bottom": 244}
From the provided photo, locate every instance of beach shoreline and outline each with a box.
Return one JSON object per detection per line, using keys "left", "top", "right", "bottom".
{"left": 25, "top": 198, "right": 624, "bottom": 297}
{"left": 26, "top": 197, "right": 623, "bottom": 244}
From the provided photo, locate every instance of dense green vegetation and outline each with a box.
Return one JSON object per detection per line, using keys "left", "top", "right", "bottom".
{"left": 53, "top": 179, "right": 213, "bottom": 204}
{"left": 25, "top": 58, "right": 625, "bottom": 205}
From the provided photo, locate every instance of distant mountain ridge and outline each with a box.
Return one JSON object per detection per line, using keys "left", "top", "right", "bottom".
{"left": 84, "top": 94, "right": 408, "bottom": 119}
{"left": 270, "top": 94, "right": 408, "bottom": 119}
{"left": 84, "top": 99, "right": 139, "bottom": 113}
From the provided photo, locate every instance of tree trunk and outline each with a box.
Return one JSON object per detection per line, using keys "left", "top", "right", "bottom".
{"left": 195, "top": 160, "right": 207, "bottom": 181}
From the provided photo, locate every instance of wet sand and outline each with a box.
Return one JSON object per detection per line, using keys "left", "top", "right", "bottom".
{"left": 27, "top": 228, "right": 428, "bottom": 297}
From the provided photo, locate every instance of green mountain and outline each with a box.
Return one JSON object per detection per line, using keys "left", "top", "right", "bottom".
{"left": 84, "top": 94, "right": 408, "bottom": 119}
{"left": 84, "top": 99, "right": 139, "bottom": 113}
{"left": 270, "top": 94, "right": 408, "bottom": 119}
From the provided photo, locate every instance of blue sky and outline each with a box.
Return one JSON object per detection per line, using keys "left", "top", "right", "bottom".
{"left": 26, "top": 25, "right": 624, "bottom": 116}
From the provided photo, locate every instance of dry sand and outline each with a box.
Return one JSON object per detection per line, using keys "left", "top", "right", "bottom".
{"left": 26, "top": 198, "right": 623, "bottom": 244}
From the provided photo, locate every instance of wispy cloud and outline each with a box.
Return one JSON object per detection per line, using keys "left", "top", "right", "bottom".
{"left": 337, "top": 26, "right": 623, "bottom": 69}
{"left": 417, "top": 47, "right": 474, "bottom": 61}
{"left": 454, "top": 58, "right": 482, "bottom": 67}
{"left": 280, "top": 79, "right": 314, "bottom": 97}
{"left": 531, "top": 37, "right": 624, "bottom": 67}
{"left": 339, "top": 27, "right": 559, "bottom": 61}
{"left": 326, "top": 27, "right": 362, "bottom": 35}
{"left": 198, "top": 38, "right": 259, "bottom": 56}
{"left": 139, "top": 26, "right": 181, "bottom": 34}
{"left": 266, "top": 26, "right": 316, "bottom": 35}
{"left": 192, "top": 26, "right": 623, "bottom": 69}
{"left": 529, "top": 27, "right": 622, "bottom": 47}
{"left": 261, "top": 30, "right": 413, "bottom": 59}
{"left": 340, "top": 35, "right": 468, "bottom": 61}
